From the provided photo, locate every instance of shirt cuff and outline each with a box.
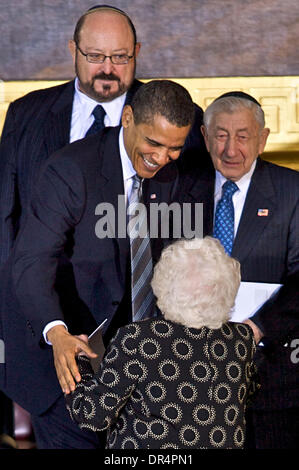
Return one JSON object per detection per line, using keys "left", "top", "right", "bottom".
{"left": 43, "top": 321, "right": 68, "bottom": 345}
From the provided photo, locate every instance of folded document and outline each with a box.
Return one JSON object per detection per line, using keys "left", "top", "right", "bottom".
{"left": 230, "top": 281, "right": 282, "bottom": 323}
{"left": 88, "top": 319, "right": 107, "bottom": 373}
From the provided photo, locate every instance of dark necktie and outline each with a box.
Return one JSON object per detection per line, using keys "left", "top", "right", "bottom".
{"left": 128, "top": 175, "right": 155, "bottom": 322}
{"left": 213, "top": 180, "right": 239, "bottom": 255}
{"left": 85, "top": 105, "right": 106, "bottom": 137}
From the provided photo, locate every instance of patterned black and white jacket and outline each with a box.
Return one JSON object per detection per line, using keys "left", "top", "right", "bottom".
{"left": 65, "top": 318, "right": 257, "bottom": 449}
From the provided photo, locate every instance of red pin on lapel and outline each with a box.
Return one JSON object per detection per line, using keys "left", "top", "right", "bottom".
{"left": 257, "top": 209, "right": 269, "bottom": 216}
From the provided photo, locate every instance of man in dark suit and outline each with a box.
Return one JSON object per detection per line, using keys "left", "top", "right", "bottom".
{"left": 0, "top": 4, "right": 206, "bottom": 266}
{"left": 0, "top": 4, "right": 206, "bottom": 444}
{"left": 0, "top": 2, "right": 143, "bottom": 447}
{"left": 177, "top": 91, "right": 299, "bottom": 448}
{"left": 0, "top": 80, "right": 194, "bottom": 448}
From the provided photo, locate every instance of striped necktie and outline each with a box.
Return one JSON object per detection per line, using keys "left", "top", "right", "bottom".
{"left": 128, "top": 175, "right": 155, "bottom": 322}
{"left": 85, "top": 105, "right": 106, "bottom": 137}
{"left": 213, "top": 180, "right": 239, "bottom": 255}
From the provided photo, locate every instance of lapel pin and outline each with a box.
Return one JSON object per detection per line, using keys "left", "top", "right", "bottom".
{"left": 257, "top": 209, "right": 269, "bottom": 216}
{"left": 150, "top": 194, "right": 157, "bottom": 199}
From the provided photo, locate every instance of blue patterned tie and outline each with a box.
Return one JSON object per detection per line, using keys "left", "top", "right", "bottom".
{"left": 128, "top": 175, "right": 155, "bottom": 322}
{"left": 85, "top": 105, "right": 106, "bottom": 136}
{"left": 213, "top": 180, "right": 238, "bottom": 255}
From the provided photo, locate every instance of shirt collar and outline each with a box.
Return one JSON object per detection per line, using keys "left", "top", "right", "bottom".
{"left": 119, "top": 127, "right": 136, "bottom": 181}
{"left": 74, "top": 77, "right": 127, "bottom": 126}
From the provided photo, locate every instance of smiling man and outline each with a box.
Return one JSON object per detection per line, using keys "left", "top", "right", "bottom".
{"left": 122, "top": 93, "right": 190, "bottom": 179}
{"left": 0, "top": 80, "right": 194, "bottom": 449}
{"left": 177, "top": 91, "right": 299, "bottom": 449}
{"left": 0, "top": 5, "right": 207, "bottom": 444}
{"left": 0, "top": 4, "right": 206, "bottom": 267}
{"left": 201, "top": 104, "right": 269, "bottom": 182}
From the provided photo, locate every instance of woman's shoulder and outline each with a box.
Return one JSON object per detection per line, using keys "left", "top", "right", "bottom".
{"left": 114, "top": 320, "right": 254, "bottom": 346}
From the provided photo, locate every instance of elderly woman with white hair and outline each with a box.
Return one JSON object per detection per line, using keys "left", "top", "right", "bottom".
{"left": 65, "top": 237, "right": 257, "bottom": 449}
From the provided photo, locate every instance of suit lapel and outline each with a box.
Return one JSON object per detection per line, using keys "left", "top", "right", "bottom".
{"left": 43, "top": 79, "right": 142, "bottom": 154}
{"left": 44, "top": 81, "right": 74, "bottom": 156}
{"left": 185, "top": 166, "right": 215, "bottom": 236}
{"left": 142, "top": 177, "right": 161, "bottom": 207}
{"left": 232, "top": 159, "right": 277, "bottom": 263}
{"left": 97, "top": 128, "right": 124, "bottom": 205}
{"left": 143, "top": 163, "right": 179, "bottom": 262}
{"left": 95, "top": 127, "right": 128, "bottom": 280}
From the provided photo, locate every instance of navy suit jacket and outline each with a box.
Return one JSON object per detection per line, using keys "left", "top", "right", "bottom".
{"left": 0, "top": 79, "right": 207, "bottom": 265}
{"left": 177, "top": 158, "right": 299, "bottom": 409}
{"left": 0, "top": 126, "right": 180, "bottom": 414}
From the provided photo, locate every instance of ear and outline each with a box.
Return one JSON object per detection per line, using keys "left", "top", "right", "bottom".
{"left": 134, "top": 42, "right": 141, "bottom": 58}
{"left": 200, "top": 125, "right": 210, "bottom": 151}
{"left": 68, "top": 39, "right": 77, "bottom": 65}
{"left": 122, "top": 105, "right": 134, "bottom": 128}
{"left": 259, "top": 127, "right": 270, "bottom": 154}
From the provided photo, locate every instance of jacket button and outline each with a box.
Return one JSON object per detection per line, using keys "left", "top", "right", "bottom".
{"left": 112, "top": 301, "right": 120, "bottom": 306}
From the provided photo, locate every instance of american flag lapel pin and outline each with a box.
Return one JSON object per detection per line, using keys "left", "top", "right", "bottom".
{"left": 257, "top": 209, "right": 269, "bottom": 216}
{"left": 150, "top": 193, "right": 157, "bottom": 199}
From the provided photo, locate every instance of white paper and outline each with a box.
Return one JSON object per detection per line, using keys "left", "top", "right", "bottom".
{"left": 230, "top": 281, "right": 282, "bottom": 323}
{"left": 88, "top": 318, "right": 107, "bottom": 339}
{"left": 88, "top": 319, "right": 108, "bottom": 373}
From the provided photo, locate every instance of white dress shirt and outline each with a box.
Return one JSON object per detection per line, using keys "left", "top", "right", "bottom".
{"left": 214, "top": 160, "right": 257, "bottom": 236}
{"left": 69, "top": 78, "right": 127, "bottom": 143}
{"left": 43, "top": 127, "right": 135, "bottom": 344}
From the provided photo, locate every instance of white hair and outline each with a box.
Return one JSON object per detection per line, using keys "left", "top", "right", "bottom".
{"left": 203, "top": 96, "right": 265, "bottom": 130}
{"left": 151, "top": 237, "right": 241, "bottom": 329}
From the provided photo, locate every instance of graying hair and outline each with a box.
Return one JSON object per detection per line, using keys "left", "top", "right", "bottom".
{"left": 203, "top": 96, "right": 265, "bottom": 130}
{"left": 151, "top": 237, "right": 241, "bottom": 330}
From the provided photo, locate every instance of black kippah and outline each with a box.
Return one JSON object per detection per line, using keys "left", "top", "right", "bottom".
{"left": 215, "top": 91, "right": 261, "bottom": 107}
{"left": 88, "top": 4, "right": 128, "bottom": 15}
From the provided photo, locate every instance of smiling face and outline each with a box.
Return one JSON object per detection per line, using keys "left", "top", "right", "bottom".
{"left": 69, "top": 10, "right": 140, "bottom": 102}
{"left": 122, "top": 107, "right": 191, "bottom": 179}
{"left": 202, "top": 108, "right": 270, "bottom": 181}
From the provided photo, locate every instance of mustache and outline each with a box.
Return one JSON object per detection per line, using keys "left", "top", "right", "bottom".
{"left": 93, "top": 73, "right": 120, "bottom": 82}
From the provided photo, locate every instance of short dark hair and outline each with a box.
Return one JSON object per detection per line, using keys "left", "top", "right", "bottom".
{"left": 73, "top": 4, "right": 137, "bottom": 46}
{"left": 130, "top": 80, "right": 195, "bottom": 128}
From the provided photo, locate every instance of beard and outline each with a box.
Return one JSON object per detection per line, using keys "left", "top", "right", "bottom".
{"left": 75, "top": 63, "right": 136, "bottom": 103}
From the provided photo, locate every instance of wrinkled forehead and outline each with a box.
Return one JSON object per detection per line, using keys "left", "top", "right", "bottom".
{"left": 210, "top": 108, "right": 260, "bottom": 132}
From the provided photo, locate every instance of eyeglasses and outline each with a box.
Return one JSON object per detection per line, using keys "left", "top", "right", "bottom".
{"left": 76, "top": 44, "right": 134, "bottom": 64}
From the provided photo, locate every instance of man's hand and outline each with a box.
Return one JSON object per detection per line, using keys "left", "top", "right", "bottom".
{"left": 243, "top": 319, "right": 264, "bottom": 344}
{"left": 47, "top": 325, "right": 97, "bottom": 395}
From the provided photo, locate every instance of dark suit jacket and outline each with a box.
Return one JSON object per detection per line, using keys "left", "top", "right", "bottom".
{"left": 0, "top": 126, "right": 179, "bottom": 415}
{"left": 177, "top": 158, "right": 299, "bottom": 409}
{"left": 0, "top": 79, "right": 139, "bottom": 265}
{"left": 66, "top": 319, "right": 257, "bottom": 449}
{"left": 0, "top": 79, "right": 207, "bottom": 265}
